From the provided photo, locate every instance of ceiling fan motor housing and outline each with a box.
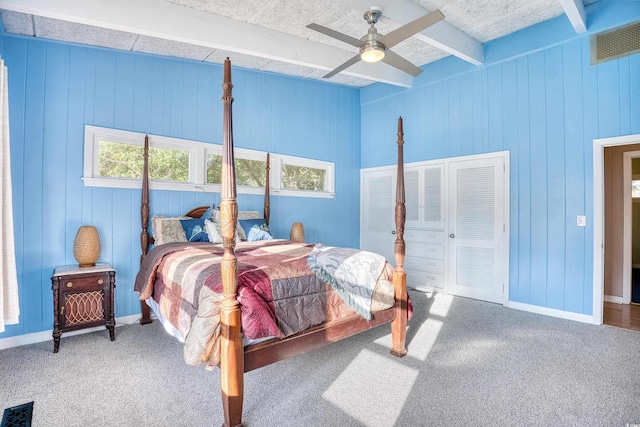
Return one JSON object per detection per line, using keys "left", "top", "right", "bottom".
{"left": 363, "top": 8, "right": 382, "bottom": 25}
{"left": 359, "top": 30, "right": 386, "bottom": 62}
{"left": 360, "top": 8, "right": 385, "bottom": 62}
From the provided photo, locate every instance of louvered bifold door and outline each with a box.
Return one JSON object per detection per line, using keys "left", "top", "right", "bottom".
{"left": 404, "top": 168, "right": 421, "bottom": 228}
{"left": 404, "top": 165, "right": 444, "bottom": 230}
{"left": 423, "top": 165, "right": 444, "bottom": 230}
{"left": 448, "top": 157, "right": 505, "bottom": 304}
{"left": 361, "top": 169, "right": 395, "bottom": 264}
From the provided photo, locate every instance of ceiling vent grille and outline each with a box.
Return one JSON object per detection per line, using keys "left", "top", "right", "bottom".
{"left": 591, "top": 21, "right": 640, "bottom": 65}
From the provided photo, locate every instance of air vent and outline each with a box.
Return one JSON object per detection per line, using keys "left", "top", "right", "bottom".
{"left": 591, "top": 20, "right": 640, "bottom": 65}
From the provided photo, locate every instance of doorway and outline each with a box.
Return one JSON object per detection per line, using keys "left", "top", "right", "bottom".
{"left": 594, "top": 134, "right": 640, "bottom": 331}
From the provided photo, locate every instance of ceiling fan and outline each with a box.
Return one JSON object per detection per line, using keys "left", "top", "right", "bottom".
{"left": 307, "top": 7, "right": 445, "bottom": 79}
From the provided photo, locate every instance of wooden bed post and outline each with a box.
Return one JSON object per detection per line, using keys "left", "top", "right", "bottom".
{"left": 390, "top": 116, "right": 408, "bottom": 357}
{"left": 219, "top": 58, "right": 244, "bottom": 427}
{"left": 140, "top": 135, "right": 152, "bottom": 325}
{"left": 264, "top": 153, "right": 270, "bottom": 226}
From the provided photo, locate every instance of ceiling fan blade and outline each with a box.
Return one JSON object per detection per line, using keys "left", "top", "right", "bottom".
{"left": 379, "top": 9, "right": 445, "bottom": 49}
{"left": 306, "top": 23, "right": 362, "bottom": 48}
{"left": 323, "top": 54, "right": 362, "bottom": 78}
{"left": 381, "top": 50, "right": 423, "bottom": 77}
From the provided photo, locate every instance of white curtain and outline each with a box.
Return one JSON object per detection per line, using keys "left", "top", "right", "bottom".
{"left": 0, "top": 57, "right": 19, "bottom": 333}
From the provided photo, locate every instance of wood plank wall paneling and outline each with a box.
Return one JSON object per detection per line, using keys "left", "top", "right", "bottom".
{"left": 0, "top": 37, "right": 361, "bottom": 338}
{"left": 360, "top": 35, "right": 640, "bottom": 316}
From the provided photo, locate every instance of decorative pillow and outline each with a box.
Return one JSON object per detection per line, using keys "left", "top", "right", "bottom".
{"left": 212, "top": 209, "right": 258, "bottom": 241}
{"left": 151, "top": 216, "right": 188, "bottom": 246}
{"left": 239, "top": 219, "right": 270, "bottom": 238}
{"left": 180, "top": 218, "right": 209, "bottom": 242}
{"left": 206, "top": 219, "right": 241, "bottom": 243}
{"left": 202, "top": 206, "right": 214, "bottom": 220}
{"left": 235, "top": 222, "right": 247, "bottom": 241}
{"left": 204, "top": 219, "right": 222, "bottom": 243}
{"left": 212, "top": 209, "right": 262, "bottom": 222}
{"left": 247, "top": 226, "right": 273, "bottom": 242}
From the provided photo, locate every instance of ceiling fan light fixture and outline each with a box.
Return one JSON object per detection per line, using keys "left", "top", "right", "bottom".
{"left": 360, "top": 45, "right": 385, "bottom": 63}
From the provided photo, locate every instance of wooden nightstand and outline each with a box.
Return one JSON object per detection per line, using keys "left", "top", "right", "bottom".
{"left": 51, "top": 263, "right": 116, "bottom": 353}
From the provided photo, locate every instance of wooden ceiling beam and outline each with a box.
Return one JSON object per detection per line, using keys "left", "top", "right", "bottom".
{"left": 0, "top": 0, "right": 414, "bottom": 87}
{"left": 557, "top": 0, "right": 587, "bottom": 33}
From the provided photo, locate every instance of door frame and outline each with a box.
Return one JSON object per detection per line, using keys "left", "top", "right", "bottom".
{"left": 622, "top": 150, "right": 640, "bottom": 304}
{"left": 593, "top": 134, "right": 640, "bottom": 325}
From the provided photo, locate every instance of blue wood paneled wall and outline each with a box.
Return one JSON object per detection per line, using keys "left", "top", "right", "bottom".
{"left": 360, "top": 2, "right": 640, "bottom": 316}
{"left": 1, "top": 37, "right": 361, "bottom": 338}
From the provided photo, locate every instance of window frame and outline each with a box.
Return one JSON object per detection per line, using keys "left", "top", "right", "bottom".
{"left": 83, "top": 125, "right": 335, "bottom": 199}
{"left": 272, "top": 153, "right": 335, "bottom": 198}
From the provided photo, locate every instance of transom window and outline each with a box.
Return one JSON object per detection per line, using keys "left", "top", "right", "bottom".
{"left": 83, "top": 126, "right": 335, "bottom": 198}
{"left": 206, "top": 154, "right": 267, "bottom": 188}
{"left": 98, "top": 141, "right": 190, "bottom": 182}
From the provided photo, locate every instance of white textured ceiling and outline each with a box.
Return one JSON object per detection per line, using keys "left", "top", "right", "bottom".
{"left": 0, "top": 0, "right": 599, "bottom": 87}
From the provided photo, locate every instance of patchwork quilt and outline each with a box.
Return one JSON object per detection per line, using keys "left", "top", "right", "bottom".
{"left": 134, "top": 240, "right": 396, "bottom": 367}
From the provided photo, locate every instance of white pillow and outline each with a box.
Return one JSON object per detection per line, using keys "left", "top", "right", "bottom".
{"left": 205, "top": 219, "right": 241, "bottom": 244}
{"left": 204, "top": 219, "right": 222, "bottom": 243}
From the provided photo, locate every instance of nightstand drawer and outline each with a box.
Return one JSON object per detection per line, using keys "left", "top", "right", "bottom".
{"left": 61, "top": 275, "right": 109, "bottom": 291}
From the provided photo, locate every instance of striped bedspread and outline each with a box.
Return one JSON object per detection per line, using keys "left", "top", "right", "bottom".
{"left": 134, "top": 240, "right": 395, "bottom": 367}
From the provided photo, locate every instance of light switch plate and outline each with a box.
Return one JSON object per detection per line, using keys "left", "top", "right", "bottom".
{"left": 577, "top": 215, "right": 586, "bottom": 227}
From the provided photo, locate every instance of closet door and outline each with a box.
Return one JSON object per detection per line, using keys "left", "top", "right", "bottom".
{"left": 405, "top": 164, "right": 444, "bottom": 230}
{"left": 447, "top": 156, "right": 505, "bottom": 304}
{"left": 423, "top": 165, "right": 444, "bottom": 230}
{"left": 360, "top": 169, "right": 395, "bottom": 264}
{"left": 404, "top": 168, "right": 421, "bottom": 229}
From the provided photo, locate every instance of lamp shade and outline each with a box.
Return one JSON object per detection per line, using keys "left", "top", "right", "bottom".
{"left": 73, "top": 226, "right": 101, "bottom": 268}
{"left": 290, "top": 222, "right": 305, "bottom": 243}
{"left": 360, "top": 46, "right": 385, "bottom": 63}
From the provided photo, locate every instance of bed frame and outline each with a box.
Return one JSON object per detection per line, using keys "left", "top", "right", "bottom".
{"left": 139, "top": 58, "right": 408, "bottom": 427}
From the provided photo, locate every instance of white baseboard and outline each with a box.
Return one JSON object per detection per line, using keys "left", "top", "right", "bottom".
{"left": 0, "top": 314, "right": 141, "bottom": 351}
{"left": 506, "top": 301, "right": 594, "bottom": 324}
{"left": 604, "top": 295, "right": 623, "bottom": 304}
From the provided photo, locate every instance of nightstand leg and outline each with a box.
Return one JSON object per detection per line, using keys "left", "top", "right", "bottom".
{"left": 53, "top": 332, "right": 61, "bottom": 353}
{"left": 107, "top": 324, "right": 115, "bottom": 341}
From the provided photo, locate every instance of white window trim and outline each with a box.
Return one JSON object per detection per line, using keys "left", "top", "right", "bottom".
{"left": 271, "top": 153, "right": 335, "bottom": 198}
{"left": 83, "top": 125, "right": 335, "bottom": 198}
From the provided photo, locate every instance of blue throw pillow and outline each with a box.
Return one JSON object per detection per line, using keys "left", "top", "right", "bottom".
{"left": 180, "top": 218, "right": 209, "bottom": 242}
{"left": 239, "top": 219, "right": 269, "bottom": 238}
{"left": 247, "top": 226, "right": 273, "bottom": 242}
{"left": 202, "top": 206, "right": 214, "bottom": 220}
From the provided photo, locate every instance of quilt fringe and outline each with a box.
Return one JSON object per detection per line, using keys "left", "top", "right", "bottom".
{"left": 307, "top": 246, "right": 373, "bottom": 320}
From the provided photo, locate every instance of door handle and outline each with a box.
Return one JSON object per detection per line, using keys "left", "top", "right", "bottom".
{"left": 449, "top": 233, "right": 455, "bottom": 238}
{"left": 391, "top": 231, "right": 396, "bottom": 235}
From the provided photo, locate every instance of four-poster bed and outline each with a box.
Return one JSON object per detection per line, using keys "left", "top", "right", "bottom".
{"left": 134, "top": 58, "right": 408, "bottom": 427}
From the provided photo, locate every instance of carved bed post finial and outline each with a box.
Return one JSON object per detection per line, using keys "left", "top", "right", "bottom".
{"left": 219, "top": 57, "right": 244, "bottom": 427}
{"left": 264, "top": 153, "right": 270, "bottom": 226}
{"left": 139, "top": 135, "right": 152, "bottom": 325}
{"left": 390, "top": 116, "right": 408, "bottom": 358}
